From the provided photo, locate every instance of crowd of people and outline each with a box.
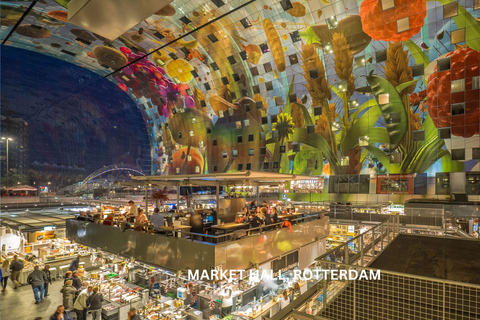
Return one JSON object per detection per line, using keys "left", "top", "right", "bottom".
{"left": 0, "top": 254, "right": 141, "bottom": 320}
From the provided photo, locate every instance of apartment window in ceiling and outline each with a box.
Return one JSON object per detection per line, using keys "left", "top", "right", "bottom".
{"left": 250, "top": 67, "right": 259, "bottom": 76}
{"left": 273, "top": 162, "right": 279, "bottom": 169}
{"left": 438, "top": 127, "right": 451, "bottom": 139}
{"left": 280, "top": 0, "right": 293, "bottom": 11}
{"left": 389, "top": 112, "right": 401, "bottom": 124}
{"left": 189, "top": 130, "right": 194, "bottom": 137}
{"left": 240, "top": 51, "right": 248, "bottom": 61}
{"left": 169, "top": 53, "right": 178, "bottom": 60}
{"left": 192, "top": 118, "right": 196, "bottom": 124}
{"left": 253, "top": 85, "right": 260, "bottom": 94}
{"left": 390, "top": 153, "right": 402, "bottom": 164}
{"left": 376, "top": 49, "right": 387, "bottom": 63}
{"left": 452, "top": 149, "right": 465, "bottom": 161}
{"left": 348, "top": 100, "right": 359, "bottom": 110}
{"left": 379, "top": 93, "right": 390, "bottom": 105}
{"left": 233, "top": 73, "right": 240, "bottom": 82}
{"left": 232, "top": 150, "right": 238, "bottom": 158}
{"left": 191, "top": 70, "right": 199, "bottom": 78}
{"left": 473, "top": 76, "right": 480, "bottom": 90}
{"left": 413, "top": 130, "right": 425, "bottom": 142}
{"left": 244, "top": 104, "right": 251, "bottom": 113}
{"left": 246, "top": 163, "right": 252, "bottom": 170}
{"left": 443, "top": 2, "right": 458, "bottom": 19}
{"left": 263, "top": 162, "right": 270, "bottom": 170}
{"left": 213, "top": 165, "right": 218, "bottom": 172}
{"left": 227, "top": 55, "right": 237, "bottom": 65}
{"left": 292, "top": 144, "right": 300, "bottom": 152}
{"left": 240, "top": 17, "right": 252, "bottom": 28}
{"left": 275, "top": 96, "right": 283, "bottom": 106}
{"left": 341, "top": 156, "right": 350, "bottom": 166}
{"left": 256, "top": 101, "right": 263, "bottom": 110}
{"left": 213, "top": 139, "right": 218, "bottom": 146}
{"left": 289, "top": 93, "right": 297, "bottom": 102}
{"left": 279, "top": 145, "right": 286, "bottom": 154}
{"left": 332, "top": 122, "right": 341, "bottom": 132}
{"left": 176, "top": 168, "right": 180, "bottom": 174}
{"left": 236, "top": 121, "right": 242, "bottom": 129}
{"left": 290, "top": 30, "right": 301, "bottom": 43}
{"left": 218, "top": 110, "right": 224, "bottom": 118}
{"left": 195, "top": 166, "right": 200, "bottom": 173}
{"left": 289, "top": 54, "right": 298, "bottom": 65}
{"left": 451, "top": 28, "right": 465, "bottom": 44}
{"left": 437, "top": 57, "right": 451, "bottom": 71}
{"left": 208, "top": 34, "right": 218, "bottom": 43}
{"left": 309, "top": 69, "right": 319, "bottom": 79}
{"left": 451, "top": 103, "right": 465, "bottom": 116}
{"left": 237, "top": 163, "right": 243, "bottom": 171}
{"left": 187, "top": 155, "right": 192, "bottom": 161}
{"left": 199, "top": 141, "right": 204, "bottom": 147}
{"left": 178, "top": 132, "right": 182, "bottom": 139}
{"left": 472, "top": 148, "right": 480, "bottom": 159}
{"left": 266, "top": 81, "right": 274, "bottom": 91}
{"left": 237, "top": 135, "right": 243, "bottom": 143}
{"left": 248, "top": 134, "right": 254, "bottom": 142}
{"left": 230, "top": 92, "right": 237, "bottom": 100}
{"left": 307, "top": 125, "right": 315, "bottom": 134}
{"left": 337, "top": 81, "right": 347, "bottom": 92}
{"left": 381, "top": 0, "right": 395, "bottom": 10}
{"left": 397, "top": 17, "right": 410, "bottom": 33}
{"left": 272, "top": 130, "right": 279, "bottom": 140}
{"left": 355, "top": 56, "right": 367, "bottom": 68}
{"left": 204, "top": 82, "right": 211, "bottom": 91}
{"left": 259, "top": 132, "right": 266, "bottom": 141}
{"left": 313, "top": 106, "right": 322, "bottom": 116}
{"left": 200, "top": 100, "right": 207, "bottom": 108}
{"left": 261, "top": 116, "right": 268, "bottom": 125}
{"left": 206, "top": 127, "right": 212, "bottom": 134}
{"left": 475, "top": 0, "right": 480, "bottom": 10}
{"left": 359, "top": 136, "right": 369, "bottom": 147}
{"left": 211, "top": 62, "right": 219, "bottom": 71}
{"left": 249, "top": 149, "right": 254, "bottom": 156}
{"left": 222, "top": 151, "right": 228, "bottom": 158}
{"left": 264, "top": 62, "right": 273, "bottom": 73}
{"left": 259, "top": 43, "right": 270, "bottom": 53}
{"left": 221, "top": 76, "right": 229, "bottom": 85}
{"left": 244, "top": 119, "right": 250, "bottom": 127}
{"left": 326, "top": 16, "right": 338, "bottom": 30}
{"left": 451, "top": 79, "right": 465, "bottom": 93}
{"left": 411, "top": 64, "right": 424, "bottom": 77}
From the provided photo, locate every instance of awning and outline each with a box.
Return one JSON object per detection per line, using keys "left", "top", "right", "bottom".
{"left": 5, "top": 185, "right": 38, "bottom": 191}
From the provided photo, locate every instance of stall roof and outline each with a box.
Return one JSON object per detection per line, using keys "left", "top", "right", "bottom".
{"left": 5, "top": 185, "right": 38, "bottom": 191}
{"left": 0, "top": 208, "right": 76, "bottom": 232}
{"left": 131, "top": 171, "right": 320, "bottom": 186}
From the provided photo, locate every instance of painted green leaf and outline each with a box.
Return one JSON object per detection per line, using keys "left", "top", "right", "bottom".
{"left": 367, "top": 75, "right": 408, "bottom": 151}
{"left": 293, "top": 150, "right": 320, "bottom": 175}
{"left": 283, "top": 75, "right": 296, "bottom": 114}
{"left": 299, "top": 27, "right": 322, "bottom": 45}
{"left": 403, "top": 40, "right": 430, "bottom": 68}
{"left": 352, "top": 99, "right": 377, "bottom": 121}
{"left": 395, "top": 79, "right": 419, "bottom": 94}
{"left": 292, "top": 102, "right": 314, "bottom": 126}
{"left": 364, "top": 145, "right": 400, "bottom": 174}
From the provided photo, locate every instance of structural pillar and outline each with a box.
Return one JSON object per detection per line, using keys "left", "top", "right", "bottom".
{"left": 177, "top": 181, "right": 180, "bottom": 211}
{"left": 216, "top": 181, "right": 220, "bottom": 224}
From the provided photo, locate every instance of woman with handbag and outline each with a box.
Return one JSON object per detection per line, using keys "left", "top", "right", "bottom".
{"left": 87, "top": 286, "right": 103, "bottom": 320}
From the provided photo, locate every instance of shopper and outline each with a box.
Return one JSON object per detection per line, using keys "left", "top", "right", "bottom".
{"left": 278, "top": 290, "right": 290, "bottom": 309}
{"left": 127, "top": 308, "right": 141, "bottom": 320}
{"left": 64, "top": 270, "right": 73, "bottom": 284}
{"left": 150, "top": 207, "right": 165, "bottom": 231}
{"left": 10, "top": 255, "right": 24, "bottom": 289}
{"left": 27, "top": 265, "right": 48, "bottom": 304}
{"left": 61, "top": 280, "right": 77, "bottom": 310}
{"left": 249, "top": 211, "right": 263, "bottom": 228}
{"left": 135, "top": 209, "right": 149, "bottom": 224}
{"left": 271, "top": 207, "right": 279, "bottom": 224}
{"left": 50, "top": 305, "right": 72, "bottom": 320}
{"left": 1, "top": 259, "right": 10, "bottom": 292}
{"left": 127, "top": 200, "right": 138, "bottom": 222}
{"left": 68, "top": 255, "right": 80, "bottom": 272}
{"left": 43, "top": 264, "right": 52, "bottom": 296}
{"left": 86, "top": 286, "right": 103, "bottom": 320}
{"left": 73, "top": 285, "right": 93, "bottom": 320}
{"left": 102, "top": 212, "right": 114, "bottom": 226}
{"left": 263, "top": 207, "right": 272, "bottom": 225}
{"left": 71, "top": 270, "right": 83, "bottom": 292}
{"left": 249, "top": 200, "right": 257, "bottom": 210}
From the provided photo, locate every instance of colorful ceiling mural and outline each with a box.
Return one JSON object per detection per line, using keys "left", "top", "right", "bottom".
{"left": 1, "top": 0, "right": 480, "bottom": 180}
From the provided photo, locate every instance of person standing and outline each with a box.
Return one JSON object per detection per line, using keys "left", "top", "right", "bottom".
{"left": 10, "top": 255, "right": 24, "bottom": 289}
{"left": 278, "top": 290, "right": 290, "bottom": 309}
{"left": 71, "top": 270, "right": 83, "bottom": 292}
{"left": 263, "top": 207, "right": 272, "bottom": 225}
{"left": 27, "top": 265, "right": 47, "bottom": 304}
{"left": 73, "top": 285, "right": 93, "bottom": 320}
{"left": 43, "top": 264, "right": 52, "bottom": 297}
{"left": 150, "top": 207, "right": 165, "bottom": 231}
{"left": 1, "top": 259, "right": 10, "bottom": 292}
{"left": 68, "top": 255, "right": 80, "bottom": 272}
{"left": 127, "top": 200, "right": 138, "bottom": 222}
{"left": 128, "top": 308, "right": 141, "bottom": 320}
{"left": 50, "top": 305, "right": 73, "bottom": 320}
{"left": 86, "top": 286, "right": 103, "bottom": 320}
{"left": 61, "top": 280, "right": 77, "bottom": 311}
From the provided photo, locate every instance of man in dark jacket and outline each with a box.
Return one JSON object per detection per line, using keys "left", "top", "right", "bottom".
{"left": 68, "top": 255, "right": 80, "bottom": 272}
{"left": 43, "top": 264, "right": 53, "bottom": 296}
{"left": 50, "top": 305, "right": 73, "bottom": 320}
{"left": 71, "top": 270, "right": 83, "bottom": 292}
{"left": 27, "top": 265, "right": 47, "bottom": 304}
{"left": 10, "top": 255, "right": 24, "bottom": 289}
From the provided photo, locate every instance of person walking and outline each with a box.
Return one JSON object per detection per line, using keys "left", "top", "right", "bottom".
{"left": 86, "top": 286, "right": 103, "bottom": 320}
{"left": 27, "top": 265, "right": 48, "bottom": 304}
{"left": 10, "top": 255, "right": 24, "bottom": 289}
{"left": 1, "top": 259, "right": 10, "bottom": 292}
{"left": 61, "top": 280, "right": 77, "bottom": 311}
{"left": 73, "top": 285, "right": 93, "bottom": 320}
{"left": 68, "top": 255, "right": 80, "bottom": 272}
{"left": 43, "top": 264, "right": 52, "bottom": 297}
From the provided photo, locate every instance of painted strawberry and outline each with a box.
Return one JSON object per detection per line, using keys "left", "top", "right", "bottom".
{"left": 427, "top": 47, "right": 480, "bottom": 137}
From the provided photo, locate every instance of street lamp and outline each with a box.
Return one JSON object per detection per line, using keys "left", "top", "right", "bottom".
{"left": 1, "top": 137, "right": 13, "bottom": 175}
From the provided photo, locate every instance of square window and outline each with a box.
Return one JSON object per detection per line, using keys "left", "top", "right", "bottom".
{"left": 472, "top": 148, "right": 480, "bottom": 159}
{"left": 192, "top": 118, "right": 196, "bottom": 124}
{"left": 232, "top": 150, "right": 238, "bottom": 157}
{"left": 237, "top": 163, "right": 243, "bottom": 171}
{"left": 248, "top": 134, "right": 254, "bottom": 142}
{"left": 169, "top": 53, "right": 178, "bottom": 60}
{"left": 437, "top": 58, "right": 451, "bottom": 71}
{"left": 390, "top": 153, "right": 402, "bottom": 163}
{"left": 199, "top": 141, "right": 204, "bottom": 147}
{"left": 452, "top": 103, "right": 465, "bottom": 115}
{"left": 451, "top": 79, "right": 465, "bottom": 93}
{"left": 355, "top": 56, "right": 366, "bottom": 68}
{"left": 240, "top": 17, "right": 252, "bottom": 28}
{"left": 178, "top": 132, "right": 182, "bottom": 138}
{"left": 221, "top": 76, "right": 229, "bottom": 85}
{"left": 261, "top": 116, "right": 268, "bottom": 125}
{"left": 376, "top": 49, "right": 387, "bottom": 63}
{"left": 379, "top": 93, "right": 390, "bottom": 105}
{"left": 292, "top": 144, "right": 300, "bottom": 152}
{"left": 309, "top": 69, "right": 319, "bottom": 80}
{"left": 260, "top": 147, "right": 267, "bottom": 155}
{"left": 280, "top": 0, "right": 293, "bottom": 11}
{"left": 253, "top": 85, "right": 260, "bottom": 94}
{"left": 443, "top": 2, "right": 458, "bottom": 19}
{"left": 337, "top": 81, "right": 347, "bottom": 92}
{"left": 240, "top": 51, "right": 248, "bottom": 60}
{"left": 176, "top": 168, "right": 180, "bottom": 174}
{"left": 244, "top": 119, "right": 250, "bottom": 127}
{"left": 326, "top": 16, "right": 338, "bottom": 30}
{"left": 271, "top": 115, "right": 278, "bottom": 123}
{"left": 289, "top": 54, "right": 298, "bottom": 65}
{"left": 266, "top": 81, "right": 274, "bottom": 91}
{"left": 272, "top": 130, "right": 279, "bottom": 139}
{"left": 264, "top": 62, "right": 273, "bottom": 73}
{"left": 263, "top": 162, "right": 269, "bottom": 170}
{"left": 438, "top": 127, "right": 451, "bottom": 139}
{"left": 246, "top": 163, "right": 252, "bottom": 170}
{"left": 211, "top": 0, "right": 225, "bottom": 7}
{"left": 250, "top": 67, "right": 259, "bottom": 76}
{"left": 222, "top": 151, "right": 228, "bottom": 158}
{"left": 213, "top": 165, "right": 218, "bottom": 172}
{"left": 307, "top": 125, "right": 315, "bottom": 134}
{"left": 259, "top": 132, "right": 266, "bottom": 140}
{"left": 275, "top": 96, "right": 283, "bottom": 106}
{"left": 359, "top": 136, "right": 369, "bottom": 147}
{"left": 340, "top": 156, "right": 349, "bottom": 166}
{"left": 452, "top": 149, "right": 465, "bottom": 161}
{"left": 475, "top": 0, "right": 480, "bottom": 10}
{"left": 218, "top": 110, "right": 224, "bottom": 118}
{"left": 213, "top": 139, "right": 218, "bottom": 146}
{"left": 249, "top": 149, "right": 254, "bottom": 156}
{"left": 273, "top": 161, "right": 279, "bottom": 169}
{"left": 208, "top": 34, "right": 218, "bottom": 43}
{"left": 236, "top": 121, "right": 242, "bottom": 129}
{"left": 189, "top": 130, "right": 194, "bottom": 137}
{"left": 290, "top": 30, "right": 301, "bottom": 43}
{"left": 348, "top": 100, "right": 359, "bottom": 110}
{"left": 204, "top": 83, "right": 211, "bottom": 91}
{"left": 413, "top": 130, "right": 425, "bottom": 141}
{"left": 279, "top": 145, "right": 286, "bottom": 153}
{"left": 313, "top": 106, "right": 322, "bottom": 116}
{"left": 256, "top": 101, "right": 263, "bottom": 110}
{"left": 472, "top": 76, "right": 480, "bottom": 90}
{"left": 259, "top": 43, "right": 270, "bottom": 53}
{"left": 233, "top": 73, "right": 240, "bottom": 82}
{"left": 191, "top": 70, "right": 199, "bottom": 77}
{"left": 332, "top": 122, "right": 341, "bottom": 131}
{"left": 244, "top": 104, "right": 251, "bottom": 113}
{"left": 388, "top": 112, "right": 401, "bottom": 124}
{"left": 451, "top": 28, "right": 465, "bottom": 45}
{"left": 227, "top": 55, "right": 237, "bottom": 65}
{"left": 397, "top": 17, "right": 409, "bottom": 33}
{"left": 289, "top": 93, "right": 297, "bottom": 102}
{"left": 229, "top": 108, "right": 235, "bottom": 116}
{"left": 211, "top": 62, "right": 219, "bottom": 71}
{"left": 230, "top": 92, "right": 237, "bottom": 100}
{"left": 412, "top": 64, "right": 424, "bottom": 77}
{"left": 181, "top": 47, "right": 190, "bottom": 55}
{"left": 237, "top": 135, "right": 243, "bottom": 143}
{"left": 381, "top": 0, "right": 395, "bottom": 10}
{"left": 322, "top": 42, "right": 333, "bottom": 53}
{"left": 195, "top": 166, "right": 200, "bottom": 173}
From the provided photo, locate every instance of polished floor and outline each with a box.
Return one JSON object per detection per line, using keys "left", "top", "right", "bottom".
{"left": 1, "top": 276, "right": 72, "bottom": 320}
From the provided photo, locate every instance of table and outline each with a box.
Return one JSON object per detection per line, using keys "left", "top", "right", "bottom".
{"left": 278, "top": 213, "right": 305, "bottom": 220}
{"left": 210, "top": 222, "right": 249, "bottom": 234}
{"left": 160, "top": 225, "right": 192, "bottom": 237}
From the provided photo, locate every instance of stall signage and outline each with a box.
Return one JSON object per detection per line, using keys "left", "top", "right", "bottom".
{"left": 282, "top": 194, "right": 287, "bottom": 200}
{"left": 272, "top": 262, "right": 299, "bottom": 278}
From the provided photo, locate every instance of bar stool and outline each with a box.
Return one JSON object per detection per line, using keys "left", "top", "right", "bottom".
{"left": 49, "top": 267, "right": 57, "bottom": 280}
{"left": 59, "top": 265, "right": 69, "bottom": 279}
